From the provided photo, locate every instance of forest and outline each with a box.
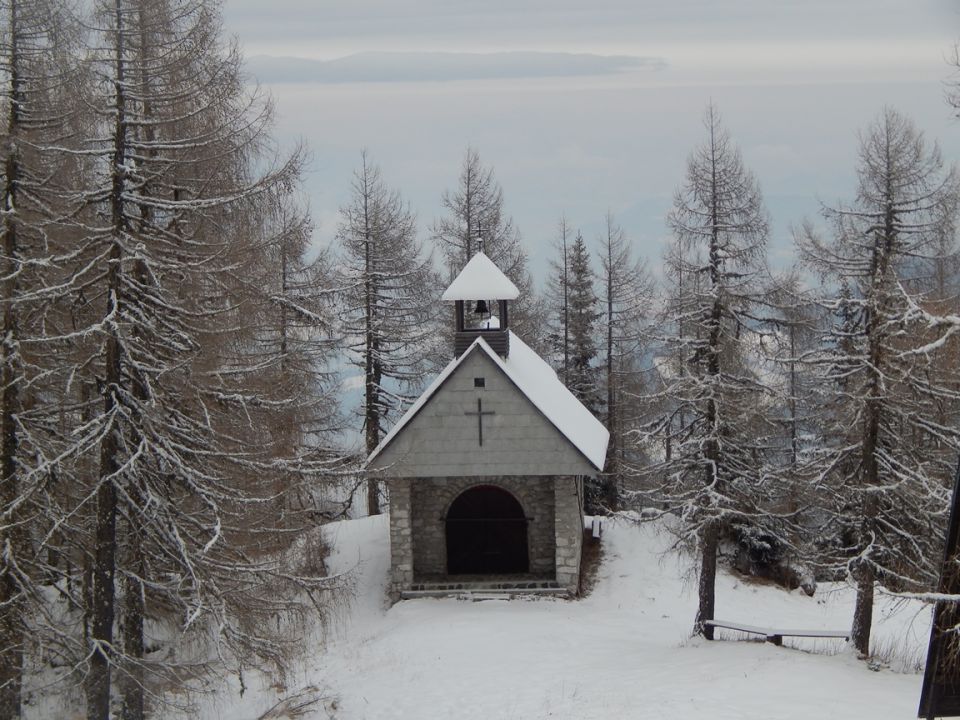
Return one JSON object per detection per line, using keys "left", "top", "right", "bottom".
{"left": 2, "top": 0, "right": 960, "bottom": 718}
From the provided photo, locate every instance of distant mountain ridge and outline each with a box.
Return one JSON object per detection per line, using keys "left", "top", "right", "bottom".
{"left": 247, "top": 51, "right": 667, "bottom": 84}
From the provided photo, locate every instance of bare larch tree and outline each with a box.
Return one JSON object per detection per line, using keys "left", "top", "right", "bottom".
{"left": 337, "top": 150, "right": 436, "bottom": 516}
{"left": 797, "top": 107, "right": 960, "bottom": 656}
{"left": 630, "top": 104, "right": 784, "bottom": 639}
{"left": 76, "top": 1, "right": 339, "bottom": 717}
{"left": 597, "top": 212, "right": 651, "bottom": 509}
{"left": 432, "top": 147, "right": 543, "bottom": 349}
{"left": 0, "top": 0, "right": 86, "bottom": 715}
{"left": 545, "top": 216, "right": 572, "bottom": 384}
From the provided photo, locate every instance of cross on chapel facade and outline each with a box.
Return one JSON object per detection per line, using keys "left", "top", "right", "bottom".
{"left": 464, "top": 398, "right": 494, "bottom": 446}
{"left": 366, "top": 249, "right": 609, "bottom": 599}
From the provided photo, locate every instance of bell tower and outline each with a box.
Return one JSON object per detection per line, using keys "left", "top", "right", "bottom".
{"left": 441, "top": 250, "right": 519, "bottom": 358}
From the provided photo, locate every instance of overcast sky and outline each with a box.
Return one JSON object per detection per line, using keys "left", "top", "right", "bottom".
{"left": 221, "top": 1, "right": 960, "bottom": 277}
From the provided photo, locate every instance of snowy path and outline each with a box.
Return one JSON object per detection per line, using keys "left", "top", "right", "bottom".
{"left": 195, "top": 515, "right": 932, "bottom": 719}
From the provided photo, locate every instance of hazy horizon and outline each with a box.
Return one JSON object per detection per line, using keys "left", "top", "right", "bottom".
{"left": 222, "top": 1, "right": 960, "bottom": 280}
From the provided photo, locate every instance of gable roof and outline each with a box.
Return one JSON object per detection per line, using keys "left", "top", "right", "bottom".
{"left": 441, "top": 251, "right": 520, "bottom": 301}
{"left": 367, "top": 332, "right": 609, "bottom": 471}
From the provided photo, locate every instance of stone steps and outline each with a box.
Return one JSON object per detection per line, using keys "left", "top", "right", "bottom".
{"left": 401, "top": 579, "right": 568, "bottom": 599}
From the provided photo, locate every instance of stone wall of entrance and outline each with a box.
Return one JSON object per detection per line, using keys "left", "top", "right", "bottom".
{"left": 554, "top": 476, "right": 584, "bottom": 592}
{"left": 388, "top": 478, "right": 414, "bottom": 595}
{"left": 409, "top": 476, "right": 556, "bottom": 577}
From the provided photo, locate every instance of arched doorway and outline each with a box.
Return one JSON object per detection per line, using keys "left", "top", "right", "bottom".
{"left": 445, "top": 485, "right": 529, "bottom": 575}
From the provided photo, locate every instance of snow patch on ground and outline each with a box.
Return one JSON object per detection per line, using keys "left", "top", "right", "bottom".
{"left": 188, "top": 515, "right": 931, "bottom": 719}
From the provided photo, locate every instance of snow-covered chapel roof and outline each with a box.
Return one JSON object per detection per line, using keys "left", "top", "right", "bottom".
{"left": 441, "top": 251, "right": 520, "bottom": 301}
{"left": 367, "top": 332, "right": 609, "bottom": 472}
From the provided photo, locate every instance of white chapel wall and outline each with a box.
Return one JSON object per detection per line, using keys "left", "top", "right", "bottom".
{"left": 369, "top": 350, "right": 597, "bottom": 478}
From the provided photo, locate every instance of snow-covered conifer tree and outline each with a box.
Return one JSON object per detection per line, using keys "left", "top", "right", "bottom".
{"left": 233, "top": 186, "right": 345, "bottom": 480}
{"left": 69, "top": 2, "right": 340, "bottom": 717}
{"left": 566, "top": 232, "right": 600, "bottom": 413}
{"left": 336, "top": 151, "right": 436, "bottom": 515}
{"left": 0, "top": 0, "right": 84, "bottom": 715}
{"left": 597, "top": 213, "right": 652, "bottom": 507}
{"left": 545, "top": 216, "right": 572, "bottom": 384}
{"left": 432, "top": 147, "right": 543, "bottom": 348}
{"left": 631, "top": 104, "right": 783, "bottom": 639}
{"left": 764, "top": 272, "right": 823, "bottom": 478}
{"left": 797, "top": 108, "right": 960, "bottom": 656}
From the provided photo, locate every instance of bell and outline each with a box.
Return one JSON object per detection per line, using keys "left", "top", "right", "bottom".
{"left": 473, "top": 299, "right": 489, "bottom": 315}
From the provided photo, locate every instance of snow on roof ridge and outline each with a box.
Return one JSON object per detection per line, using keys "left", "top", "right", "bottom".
{"left": 441, "top": 251, "right": 520, "bottom": 301}
{"left": 491, "top": 332, "right": 608, "bottom": 470}
{"left": 366, "top": 332, "right": 609, "bottom": 471}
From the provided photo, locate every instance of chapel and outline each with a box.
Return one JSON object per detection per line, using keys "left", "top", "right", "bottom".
{"left": 366, "top": 250, "right": 609, "bottom": 599}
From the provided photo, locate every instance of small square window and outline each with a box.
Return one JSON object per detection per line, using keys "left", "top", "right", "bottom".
{"left": 474, "top": 377, "right": 485, "bottom": 388}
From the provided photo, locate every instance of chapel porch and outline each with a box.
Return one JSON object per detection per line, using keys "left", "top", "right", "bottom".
{"left": 387, "top": 475, "right": 584, "bottom": 599}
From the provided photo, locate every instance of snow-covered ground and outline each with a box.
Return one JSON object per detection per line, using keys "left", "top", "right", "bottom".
{"left": 192, "top": 515, "right": 933, "bottom": 719}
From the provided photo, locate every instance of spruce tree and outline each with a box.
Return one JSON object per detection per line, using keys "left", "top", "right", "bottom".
{"left": 566, "top": 232, "right": 600, "bottom": 413}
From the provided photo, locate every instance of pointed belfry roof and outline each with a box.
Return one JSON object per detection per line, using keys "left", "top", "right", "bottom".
{"left": 442, "top": 251, "right": 519, "bottom": 301}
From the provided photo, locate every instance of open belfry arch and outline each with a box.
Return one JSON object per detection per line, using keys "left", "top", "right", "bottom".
{"left": 367, "top": 247, "right": 609, "bottom": 598}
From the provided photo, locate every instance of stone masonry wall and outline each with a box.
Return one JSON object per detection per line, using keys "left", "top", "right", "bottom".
{"left": 388, "top": 478, "right": 413, "bottom": 597}
{"left": 410, "top": 476, "right": 556, "bottom": 576}
{"left": 554, "top": 476, "right": 584, "bottom": 593}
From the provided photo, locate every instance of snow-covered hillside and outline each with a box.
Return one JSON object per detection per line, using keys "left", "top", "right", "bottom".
{"left": 191, "top": 516, "right": 932, "bottom": 719}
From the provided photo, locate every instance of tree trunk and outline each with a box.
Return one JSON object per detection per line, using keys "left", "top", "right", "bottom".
{"left": 88, "top": 4, "right": 126, "bottom": 715}
{"left": 0, "top": 222, "right": 23, "bottom": 717}
{"left": 120, "top": 27, "right": 152, "bottom": 711}
{"left": 696, "top": 521, "right": 719, "bottom": 639}
{"left": 851, "top": 561, "right": 874, "bottom": 656}
{"left": 366, "top": 340, "right": 382, "bottom": 517}
{"left": 850, "top": 199, "right": 889, "bottom": 659}
{"left": 88, "top": 272, "right": 122, "bottom": 720}
{"left": 0, "top": 0, "right": 24, "bottom": 718}
{"left": 0, "top": 575, "right": 22, "bottom": 720}
{"left": 0, "top": 1, "right": 24, "bottom": 712}
{"left": 120, "top": 527, "right": 145, "bottom": 720}
{"left": 362, "top": 159, "right": 381, "bottom": 517}
{"left": 366, "top": 477, "right": 380, "bottom": 516}
{"left": 788, "top": 324, "right": 798, "bottom": 468}
{"left": 280, "top": 244, "right": 288, "bottom": 373}
{"left": 87, "top": 419, "right": 119, "bottom": 720}
{"left": 664, "top": 417, "right": 672, "bottom": 462}
{"left": 562, "top": 239, "right": 568, "bottom": 384}
{"left": 853, "top": 408, "right": 880, "bottom": 657}
{"left": 696, "top": 124, "right": 724, "bottom": 642}
{"left": 603, "top": 229, "right": 617, "bottom": 509}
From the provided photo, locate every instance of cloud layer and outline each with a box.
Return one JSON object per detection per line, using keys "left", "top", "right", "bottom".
{"left": 246, "top": 52, "right": 666, "bottom": 84}
{"left": 224, "top": 0, "right": 953, "bottom": 64}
